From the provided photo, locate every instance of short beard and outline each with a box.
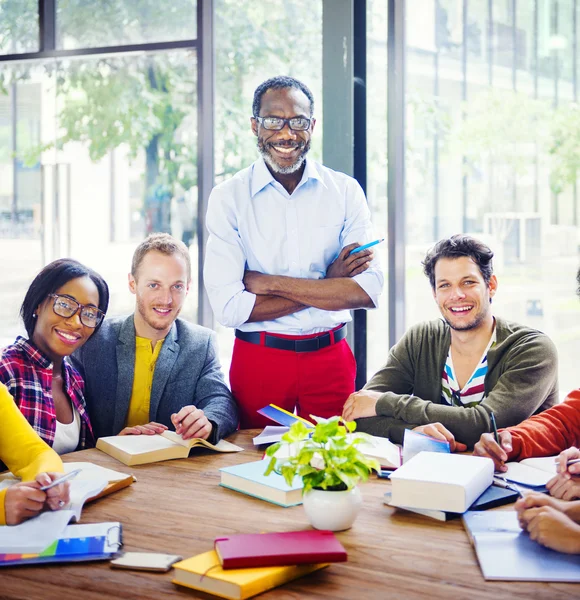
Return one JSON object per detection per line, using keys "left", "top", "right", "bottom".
{"left": 444, "top": 311, "right": 486, "bottom": 332}
{"left": 258, "top": 139, "right": 310, "bottom": 174}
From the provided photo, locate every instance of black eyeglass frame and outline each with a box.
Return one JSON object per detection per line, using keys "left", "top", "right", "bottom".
{"left": 253, "top": 116, "right": 312, "bottom": 131}
{"left": 48, "top": 293, "right": 105, "bottom": 328}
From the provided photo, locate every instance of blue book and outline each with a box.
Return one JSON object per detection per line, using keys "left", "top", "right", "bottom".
{"left": 402, "top": 429, "right": 450, "bottom": 464}
{"left": 256, "top": 405, "right": 314, "bottom": 429}
{"left": 220, "top": 459, "right": 303, "bottom": 507}
{"left": 463, "top": 511, "right": 580, "bottom": 581}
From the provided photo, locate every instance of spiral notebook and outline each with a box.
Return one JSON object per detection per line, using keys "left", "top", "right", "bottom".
{"left": 0, "top": 522, "right": 122, "bottom": 566}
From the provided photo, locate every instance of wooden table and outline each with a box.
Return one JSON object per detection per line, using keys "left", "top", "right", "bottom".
{"left": 1, "top": 431, "right": 578, "bottom": 599}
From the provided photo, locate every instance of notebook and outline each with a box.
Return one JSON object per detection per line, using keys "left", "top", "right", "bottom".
{"left": 0, "top": 510, "right": 76, "bottom": 554}
{"left": 463, "top": 510, "right": 580, "bottom": 581}
{"left": 63, "top": 462, "right": 135, "bottom": 502}
{"left": 96, "top": 431, "right": 243, "bottom": 466}
{"left": 388, "top": 452, "right": 494, "bottom": 513}
{"left": 214, "top": 530, "right": 347, "bottom": 569}
{"left": 219, "top": 459, "right": 303, "bottom": 507}
{"left": 172, "top": 550, "right": 328, "bottom": 600}
{"left": 0, "top": 522, "right": 122, "bottom": 566}
{"left": 504, "top": 456, "right": 557, "bottom": 488}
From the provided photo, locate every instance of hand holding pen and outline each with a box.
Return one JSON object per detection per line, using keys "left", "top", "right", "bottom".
{"left": 326, "top": 241, "right": 378, "bottom": 279}
{"left": 555, "top": 447, "right": 580, "bottom": 479}
{"left": 472, "top": 412, "right": 513, "bottom": 471}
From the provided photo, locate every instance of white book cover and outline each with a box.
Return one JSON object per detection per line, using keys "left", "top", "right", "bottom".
{"left": 389, "top": 451, "right": 494, "bottom": 513}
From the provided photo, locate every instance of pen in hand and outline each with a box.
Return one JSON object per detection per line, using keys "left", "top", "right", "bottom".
{"left": 489, "top": 411, "right": 500, "bottom": 445}
{"left": 349, "top": 238, "right": 385, "bottom": 255}
{"left": 39, "top": 468, "right": 81, "bottom": 491}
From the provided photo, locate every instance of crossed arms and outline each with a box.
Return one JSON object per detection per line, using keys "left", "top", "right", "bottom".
{"left": 204, "top": 181, "right": 383, "bottom": 328}
{"left": 243, "top": 244, "right": 375, "bottom": 322}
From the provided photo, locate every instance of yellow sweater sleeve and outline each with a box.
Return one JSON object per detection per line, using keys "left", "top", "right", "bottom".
{"left": 0, "top": 383, "right": 64, "bottom": 525}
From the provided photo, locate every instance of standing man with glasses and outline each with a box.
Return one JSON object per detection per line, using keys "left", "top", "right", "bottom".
{"left": 72, "top": 233, "right": 238, "bottom": 442}
{"left": 342, "top": 235, "right": 558, "bottom": 450}
{"left": 204, "top": 76, "right": 383, "bottom": 429}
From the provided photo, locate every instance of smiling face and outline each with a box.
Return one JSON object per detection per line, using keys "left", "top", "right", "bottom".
{"left": 251, "top": 87, "right": 315, "bottom": 175}
{"left": 433, "top": 256, "right": 497, "bottom": 332}
{"left": 32, "top": 276, "right": 100, "bottom": 361}
{"left": 129, "top": 250, "right": 190, "bottom": 340}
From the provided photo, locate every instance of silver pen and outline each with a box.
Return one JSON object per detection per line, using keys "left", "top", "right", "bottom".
{"left": 39, "top": 468, "right": 81, "bottom": 491}
{"left": 492, "top": 476, "right": 523, "bottom": 498}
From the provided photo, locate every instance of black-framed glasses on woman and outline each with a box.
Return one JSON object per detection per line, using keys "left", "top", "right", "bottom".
{"left": 253, "top": 116, "right": 312, "bottom": 131}
{"left": 48, "top": 294, "right": 105, "bottom": 328}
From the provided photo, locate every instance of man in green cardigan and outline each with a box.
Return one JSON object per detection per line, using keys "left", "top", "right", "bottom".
{"left": 342, "top": 235, "right": 558, "bottom": 450}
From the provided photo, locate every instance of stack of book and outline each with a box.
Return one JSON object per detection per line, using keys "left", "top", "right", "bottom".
{"left": 172, "top": 530, "right": 347, "bottom": 599}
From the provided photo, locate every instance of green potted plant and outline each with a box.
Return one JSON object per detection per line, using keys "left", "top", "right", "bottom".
{"left": 264, "top": 417, "right": 380, "bottom": 531}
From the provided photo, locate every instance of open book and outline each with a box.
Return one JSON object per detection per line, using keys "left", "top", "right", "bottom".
{"left": 0, "top": 461, "right": 133, "bottom": 523}
{"left": 270, "top": 432, "right": 401, "bottom": 470}
{"left": 96, "top": 430, "right": 243, "bottom": 466}
{"left": 504, "top": 456, "right": 557, "bottom": 488}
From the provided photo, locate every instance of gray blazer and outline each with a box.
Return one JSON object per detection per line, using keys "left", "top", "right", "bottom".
{"left": 71, "top": 315, "right": 238, "bottom": 443}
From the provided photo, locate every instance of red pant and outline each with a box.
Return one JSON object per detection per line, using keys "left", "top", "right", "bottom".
{"left": 230, "top": 330, "right": 356, "bottom": 429}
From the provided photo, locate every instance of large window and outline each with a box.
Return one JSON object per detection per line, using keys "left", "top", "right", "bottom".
{"left": 401, "top": 0, "right": 580, "bottom": 396}
{"left": 0, "top": 2, "right": 199, "bottom": 348}
{"left": 56, "top": 0, "right": 197, "bottom": 49}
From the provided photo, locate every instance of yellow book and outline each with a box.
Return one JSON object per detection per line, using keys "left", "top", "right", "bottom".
{"left": 172, "top": 550, "right": 329, "bottom": 600}
{"left": 96, "top": 431, "right": 242, "bottom": 466}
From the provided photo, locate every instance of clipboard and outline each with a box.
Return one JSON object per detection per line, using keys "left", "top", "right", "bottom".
{"left": 0, "top": 522, "right": 123, "bottom": 567}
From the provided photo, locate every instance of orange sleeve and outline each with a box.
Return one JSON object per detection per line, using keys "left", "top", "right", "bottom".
{"left": 507, "top": 390, "right": 580, "bottom": 460}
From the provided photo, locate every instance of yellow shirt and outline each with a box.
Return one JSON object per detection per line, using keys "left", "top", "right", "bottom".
{"left": 125, "top": 337, "right": 165, "bottom": 428}
{"left": 0, "top": 383, "right": 63, "bottom": 525}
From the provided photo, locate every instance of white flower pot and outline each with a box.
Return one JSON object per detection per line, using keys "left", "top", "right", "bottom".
{"left": 303, "top": 486, "right": 363, "bottom": 531}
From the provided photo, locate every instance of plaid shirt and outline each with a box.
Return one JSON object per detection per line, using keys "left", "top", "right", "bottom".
{"left": 0, "top": 336, "right": 94, "bottom": 449}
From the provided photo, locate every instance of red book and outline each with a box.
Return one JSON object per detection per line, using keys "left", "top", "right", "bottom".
{"left": 214, "top": 530, "right": 347, "bottom": 569}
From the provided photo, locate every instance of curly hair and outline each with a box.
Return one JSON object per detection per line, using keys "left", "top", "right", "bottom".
{"left": 422, "top": 234, "right": 494, "bottom": 289}
{"left": 252, "top": 76, "right": 314, "bottom": 117}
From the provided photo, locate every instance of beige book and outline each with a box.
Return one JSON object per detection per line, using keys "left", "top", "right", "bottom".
{"left": 96, "top": 430, "right": 243, "bottom": 466}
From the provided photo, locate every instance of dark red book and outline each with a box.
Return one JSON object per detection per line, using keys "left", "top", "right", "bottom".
{"left": 214, "top": 530, "right": 347, "bottom": 569}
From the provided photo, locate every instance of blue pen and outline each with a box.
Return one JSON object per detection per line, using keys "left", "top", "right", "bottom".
{"left": 349, "top": 238, "right": 385, "bottom": 255}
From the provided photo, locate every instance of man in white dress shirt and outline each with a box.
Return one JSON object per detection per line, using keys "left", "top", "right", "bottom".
{"left": 204, "top": 76, "right": 384, "bottom": 428}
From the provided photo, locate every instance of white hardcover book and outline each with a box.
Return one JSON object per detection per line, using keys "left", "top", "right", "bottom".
{"left": 388, "top": 451, "right": 494, "bottom": 513}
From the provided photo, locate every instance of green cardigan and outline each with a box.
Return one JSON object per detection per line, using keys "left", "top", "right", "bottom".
{"left": 356, "top": 317, "right": 558, "bottom": 448}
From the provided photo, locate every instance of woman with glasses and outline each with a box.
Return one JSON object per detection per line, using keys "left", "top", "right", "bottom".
{"left": 0, "top": 259, "right": 109, "bottom": 454}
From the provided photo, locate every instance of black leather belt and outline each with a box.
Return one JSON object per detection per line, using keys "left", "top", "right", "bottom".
{"left": 235, "top": 324, "right": 347, "bottom": 353}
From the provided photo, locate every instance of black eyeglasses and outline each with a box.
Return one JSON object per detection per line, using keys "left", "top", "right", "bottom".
{"left": 254, "top": 116, "right": 312, "bottom": 131}
{"left": 49, "top": 294, "right": 104, "bottom": 328}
